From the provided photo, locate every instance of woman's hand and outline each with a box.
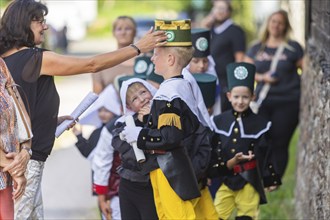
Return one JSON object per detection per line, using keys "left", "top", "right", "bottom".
{"left": 12, "top": 175, "right": 27, "bottom": 200}
{"left": 3, "top": 149, "right": 30, "bottom": 177}
{"left": 256, "top": 71, "right": 279, "bottom": 84}
{"left": 200, "top": 13, "right": 215, "bottom": 29}
{"left": 135, "top": 27, "right": 167, "bottom": 53}
{"left": 57, "top": 115, "right": 76, "bottom": 130}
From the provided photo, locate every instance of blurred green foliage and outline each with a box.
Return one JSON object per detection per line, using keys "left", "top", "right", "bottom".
{"left": 87, "top": 0, "right": 191, "bottom": 38}
{"left": 0, "top": 0, "right": 10, "bottom": 8}
{"left": 87, "top": 0, "right": 256, "bottom": 46}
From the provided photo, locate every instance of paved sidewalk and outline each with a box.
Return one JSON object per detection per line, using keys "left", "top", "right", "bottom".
{"left": 42, "top": 147, "right": 99, "bottom": 219}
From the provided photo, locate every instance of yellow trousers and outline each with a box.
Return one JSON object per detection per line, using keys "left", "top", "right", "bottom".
{"left": 214, "top": 183, "right": 260, "bottom": 219}
{"left": 150, "top": 168, "right": 195, "bottom": 220}
{"left": 191, "top": 187, "right": 218, "bottom": 220}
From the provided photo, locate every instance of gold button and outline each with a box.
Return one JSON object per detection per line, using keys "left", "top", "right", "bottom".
{"left": 234, "top": 112, "right": 238, "bottom": 116}
{"left": 218, "top": 141, "right": 221, "bottom": 145}
{"left": 234, "top": 128, "right": 239, "bottom": 133}
{"left": 233, "top": 138, "right": 237, "bottom": 143}
{"left": 167, "top": 103, "right": 171, "bottom": 107}
{"left": 269, "top": 165, "right": 272, "bottom": 168}
{"left": 218, "top": 157, "right": 221, "bottom": 160}
{"left": 217, "top": 149, "right": 221, "bottom": 152}
{"left": 231, "top": 149, "right": 235, "bottom": 153}
{"left": 220, "top": 162, "right": 225, "bottom": 166}
{"left": 251, "top": 143, "right": 254, "bottom": 147}
{"left": 149, "top": 122, "right": 152, "bottom": 125}
{"left": 151, "top": 138, "right": 154, "bottom": 142}
{"left": 157, "top": 138, "right": 160, "bottom": 141}
{"left": 236, "top": 118, "right": 240, "bottom": 122}
{"left": 272, "top": 173, "right": 275, "bottom": 176}
{"left": 274, "top": 181, "right": 277, "bottom": 184}
{"left": 143, "top": 137, "right": 146, "bottom": 140}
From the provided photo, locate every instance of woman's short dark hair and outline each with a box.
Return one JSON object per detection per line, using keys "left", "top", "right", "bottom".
{"left": 0, "top": 0, "right": 48, "bottom": 54}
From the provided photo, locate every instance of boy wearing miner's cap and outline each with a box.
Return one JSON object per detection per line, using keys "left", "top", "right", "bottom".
{"left": 121, "top": 19, "right": 216, "bottom": 219}
{"left": 208, "top": 62, "right": 281, "bottom": 219}
{"left": 186, "top": 28, "right": 221, "bottom": 116}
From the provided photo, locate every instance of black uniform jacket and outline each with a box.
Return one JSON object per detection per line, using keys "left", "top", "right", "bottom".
{"left": 137, "top": 97, "right": 201, "bottom": 201}
{"left": 112, "top": 114, "right": 159, "bottom": 183}
{"left": 208, "top": 108, "right": 281, "bottom": 204}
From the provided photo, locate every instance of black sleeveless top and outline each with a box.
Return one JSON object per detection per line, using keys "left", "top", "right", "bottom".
{"left": 4, "top": 47, "right": 60, "bottom": 161}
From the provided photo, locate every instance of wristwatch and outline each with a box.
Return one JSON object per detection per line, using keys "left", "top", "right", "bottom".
{"left": 21, "top": 145, "right": 32, "bottom": 157}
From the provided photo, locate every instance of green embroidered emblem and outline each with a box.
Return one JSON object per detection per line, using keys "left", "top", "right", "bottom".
{"left": 166, "top": 31, "right": 175, "bottom": 42}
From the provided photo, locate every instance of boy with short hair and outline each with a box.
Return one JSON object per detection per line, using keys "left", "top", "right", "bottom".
{"left": 96, "top": 77, "right": 159, "bottom": 220}
{"left": 120, "top": 19, "right": 208, "bottom": 219}
{"left": 208, "top": 62, "right": 281, "bottom": 219}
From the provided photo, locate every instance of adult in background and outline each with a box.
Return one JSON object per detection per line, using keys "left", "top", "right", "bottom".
{"left": 92, "top": 16, "right": 137, "bottom": 94}
{"left": 244, "top": 10, "right": 304, "bottom": 178}
{"left": 201, "top": 0, "right": 246, "bottom": 112}
{"left": 0, "top": 1, "right": 166, "bottom": 219}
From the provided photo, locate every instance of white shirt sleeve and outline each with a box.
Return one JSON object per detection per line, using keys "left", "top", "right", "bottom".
{"left": 92, "top": 127, "right": 114, "bottom": 186}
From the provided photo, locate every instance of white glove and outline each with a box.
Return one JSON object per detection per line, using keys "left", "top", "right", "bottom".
{"left": 120, "top": 126, "right": 142, "bottom": 144}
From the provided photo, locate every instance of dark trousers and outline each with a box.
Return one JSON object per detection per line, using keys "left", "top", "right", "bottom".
{"left": 119, "top": 177, "right": 158, "bottom": 220}
{"left": 259, "top": 99, "right": 299, "bottom": 178}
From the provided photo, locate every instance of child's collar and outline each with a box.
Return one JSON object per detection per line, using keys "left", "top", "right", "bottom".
{"left": 232, "top": 108, "right": 253, "bottom": 118}
{"left": 171, "top": 75, "right": 183, "bottom": 79}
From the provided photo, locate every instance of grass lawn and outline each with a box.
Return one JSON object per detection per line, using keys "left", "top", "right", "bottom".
{"left": 258, "top": 129, "right": 298, "bottom": 219}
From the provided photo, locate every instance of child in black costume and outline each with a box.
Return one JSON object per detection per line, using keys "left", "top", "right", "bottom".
{"left": 208, "top": 62, "right": 281, "bottom": 219}
{"left": 120, "top": 19, "right": 207, "bottom": 219}
{"left": 111, "top": 77, "right": 159, "bottom": 220}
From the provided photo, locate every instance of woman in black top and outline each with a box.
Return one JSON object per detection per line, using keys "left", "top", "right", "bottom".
{"left": 0, "top": 1, "right": 166, "bottom": 219}
{"left": 244, "top": 10, "right": 304, "bottom": 178}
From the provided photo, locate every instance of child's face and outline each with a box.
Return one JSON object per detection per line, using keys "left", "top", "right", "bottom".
{"left": 151, "top": 47, "right": 167, "bottom": 76}
{"left": 98, "top": 107, "right": 115, "bottom": 124}
{"left": 227, "top": 86, "right": 254, "bottom": 113}
{"left": 189, "top": 57, "right": 209, "bottom": 73}
{"left": 126, "top": 83, "right": 153, "bottom": 113}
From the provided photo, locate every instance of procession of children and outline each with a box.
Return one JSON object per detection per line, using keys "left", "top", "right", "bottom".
{"left": 74, "top": 18, "right": 283, "bottom": 220}
{"left": 1, "top": 1, "right": 305, "bottom": 219}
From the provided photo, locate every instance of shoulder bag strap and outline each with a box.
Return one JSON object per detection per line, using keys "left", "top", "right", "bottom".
{"left": 256, "top": 43, "right": 285, "bottom": 105}
{"left": 0, "top": 59, "right": 33, "bottom": 142}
